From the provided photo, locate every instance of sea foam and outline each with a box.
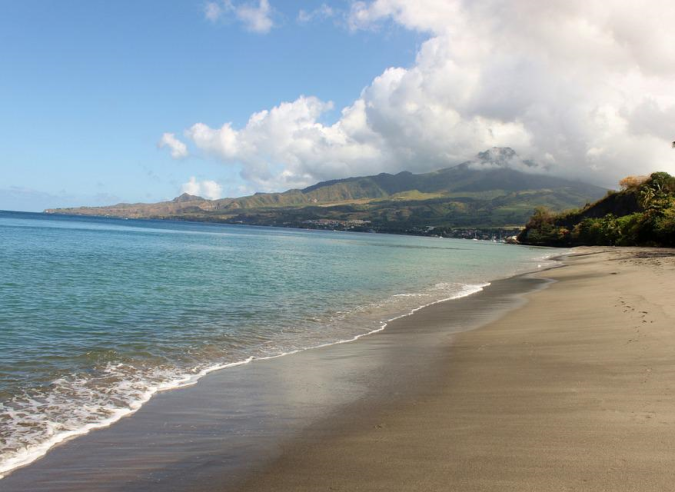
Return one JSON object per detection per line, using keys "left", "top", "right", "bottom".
{"left": 0, "top": 282, "right": 488, "bottom": 479}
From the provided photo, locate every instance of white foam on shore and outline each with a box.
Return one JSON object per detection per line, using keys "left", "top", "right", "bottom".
{"left": 0, "top": 282, "right": 489, "bottom": 480}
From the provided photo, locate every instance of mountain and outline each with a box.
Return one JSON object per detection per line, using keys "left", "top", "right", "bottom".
{"left": 172, "top": 193, "right": 206, "bottom": 203}
{"left": 45, "top": 148, "right": 608, "bottom": 233}
{"left": 518, "top": 172, "right": 675, "bottom": 247}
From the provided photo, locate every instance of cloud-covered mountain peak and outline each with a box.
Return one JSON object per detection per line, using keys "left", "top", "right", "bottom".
{"left": 477, "top": 147, "right": 517, "bottom": 165}
{"left": 464, "top": 147, "right": 547, "bottom": 173}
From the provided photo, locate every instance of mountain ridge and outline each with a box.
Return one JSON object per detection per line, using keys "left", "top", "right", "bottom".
{"left": 45, "top": 148, "right": 608, "bottom": 233}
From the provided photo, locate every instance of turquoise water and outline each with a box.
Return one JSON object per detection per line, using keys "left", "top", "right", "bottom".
{"left": 0, "top": 211, "right": 554, "bottom": 476}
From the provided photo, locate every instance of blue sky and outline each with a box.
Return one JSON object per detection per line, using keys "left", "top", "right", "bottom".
{"left": 1, "top": 1, "right": 422, "bottom": 211}
{"left": 3, "top": 1, "right": 675, "bottom": 212}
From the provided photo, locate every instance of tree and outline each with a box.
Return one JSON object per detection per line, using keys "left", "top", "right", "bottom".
{"left": 619, "top": 175, "right": 648, "bottom": 190}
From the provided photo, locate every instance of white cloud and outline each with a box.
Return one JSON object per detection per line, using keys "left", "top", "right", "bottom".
{"left": 158, "top": 132, "right": 189, "bottom": 159}
{"left": 236, "top": 0, "right": 273, "bottom": 33}
{"left": 180, "top": 0, "right": 675, "bottom": 190}
{"left": 181, "top": 177, "right": 223, "bottom": 200}
{"left": 205, "top": 0, "right": 273, "bottom": 34}
{"left": 204, "top": 2, "right": 223, "bottom": 22}
{"left": 348, "top": 0, "right": 460, "bottom": 33}
{"left": 298, "top": 4, "right": 334, "bottom": 24}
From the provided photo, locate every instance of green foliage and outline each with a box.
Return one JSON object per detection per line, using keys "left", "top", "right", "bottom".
{"left": 654, "top": 207, "right": 675, "bottom": 246}
{"left": 518, "top": 207, "right": 570, "bottom": 245}
{"left": 614, "top": 214, "right": 643, "bottom": 246}
{"left": 649, "top": 172, "right": 675, "bottom": 193}
{"left": 572, "top": 215, "right": 620, "bottom": 245}
{"left": 519, "top": 172, "right": 675, "bottom": 247}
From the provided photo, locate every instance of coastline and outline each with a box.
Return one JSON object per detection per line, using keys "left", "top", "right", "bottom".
{"left": 237, "top": 246, "right": 675, "bottom": 491}
{"left": 0, "top": 255, "right": 553, "bottom": 490}
{"left": 2, "top": 211, "right": 556, "bottom": 482}
{"left": 8, "top": 246, "right": 672, "bottom": 491}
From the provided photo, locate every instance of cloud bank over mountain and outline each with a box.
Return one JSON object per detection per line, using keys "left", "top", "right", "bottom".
{"left": 165, "top": 0, "right": 675, "bottom": 191}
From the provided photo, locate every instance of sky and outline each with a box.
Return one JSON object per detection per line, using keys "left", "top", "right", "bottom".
{"left": 2, "top": 0, "right": 675, "bottom": 212}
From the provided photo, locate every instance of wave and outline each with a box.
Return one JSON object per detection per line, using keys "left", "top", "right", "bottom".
{"left": 0, "top": 282, "right": 489, "bottom": 480}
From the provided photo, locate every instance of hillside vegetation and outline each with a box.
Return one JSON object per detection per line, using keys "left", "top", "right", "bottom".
{"left": 518, "top": 172, "right": 675, "bottom": 247}
{"left": 46, "top": 148, "right": 607, "bottom": 233}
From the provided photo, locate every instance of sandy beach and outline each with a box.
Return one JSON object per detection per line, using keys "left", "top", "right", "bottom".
{"left": 3, "top": 247, "right": 674, "bottom": 491}
{"left": 239, "top": 247, "right": 675, "bottom": 491}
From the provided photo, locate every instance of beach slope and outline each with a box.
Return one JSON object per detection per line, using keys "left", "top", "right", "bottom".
{"left": 240, "top": 248, "right": 675, "bottom": 491}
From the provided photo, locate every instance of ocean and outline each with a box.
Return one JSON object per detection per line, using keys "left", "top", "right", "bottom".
{"left": 0, "top": 211, "right": 554, "bottom": 478}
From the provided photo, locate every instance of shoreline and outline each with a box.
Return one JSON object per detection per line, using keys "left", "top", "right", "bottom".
{"left": 6, "top": 209, "right": 522, "bottom": 242}
{"left": 0, "top": 266, "right": 529, "bottom": 481}
{"left": 0, "top": 254, "right": 554, "bottom": 490}
{"left": 237, "top": 246, "right": 675, "bottom": 491}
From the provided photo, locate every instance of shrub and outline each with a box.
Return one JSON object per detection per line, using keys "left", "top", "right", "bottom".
{"left": 519, "top": 171, "right": 675, "bottom": 247}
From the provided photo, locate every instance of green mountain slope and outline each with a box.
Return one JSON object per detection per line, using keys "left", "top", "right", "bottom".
{"left": 45, "top": 148, "right": 607, "bottom": 232}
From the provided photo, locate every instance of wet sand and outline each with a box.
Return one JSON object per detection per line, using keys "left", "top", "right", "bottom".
{"left": 238, "top": 247, "right": 675, "bottom": 491}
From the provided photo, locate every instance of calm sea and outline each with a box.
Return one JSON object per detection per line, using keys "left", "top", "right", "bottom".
{"left": 0, "top": 211, "right": 554, "bottom": 477}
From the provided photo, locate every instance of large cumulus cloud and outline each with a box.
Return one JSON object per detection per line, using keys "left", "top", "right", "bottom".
{"left": 164, "top": 0, "right": 675, "bottom": 190}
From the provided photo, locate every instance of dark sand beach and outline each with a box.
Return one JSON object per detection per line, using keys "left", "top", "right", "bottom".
{"left": 3, "top": 247, "right": 674, "bottom": 491}
{"left": 239, "top": 247, "right": 675, "bottom": 491}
